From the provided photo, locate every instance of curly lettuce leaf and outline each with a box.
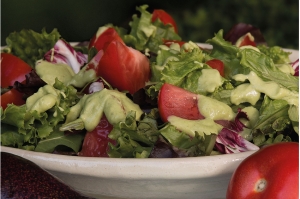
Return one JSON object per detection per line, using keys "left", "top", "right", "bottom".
{"left": 123, "top": 5, "right": 181, "bottom": 53}
{"left": 257, "top": 45, "right": 291, "bottom": 64}
{"left": 3, "top": 28, "right": 61, "bottom": 68}
{"left": 35, "top": 129, "right": 85, "bottom": 153}
{"left": 108, "top": 109, "right": 160, "bottom": 158}
{"left": 1, "top": 79, "right": 79, "bottom": 151}
{"left": 239, "top": 49, "right": 298, "bottom": 91}
{"left": 251, "top": 95, "right": 297, "bottom": 146}
{"left": 207, "top": 29, "right": 298, "bottom": 92}
{"left": 159, "top": 123, "right": 217, "bottom": 156}
{"left": 161, "top": 47, "right": 205, "bottom": 86}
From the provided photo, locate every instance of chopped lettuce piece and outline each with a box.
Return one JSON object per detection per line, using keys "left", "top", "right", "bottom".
{"left": 108, "top": 109, "right": 160, "bottom": 158}
{"left": 1, "top": 79, "right": 79, "bottom": 151}
{"left": 3, "top": 28, "right": 61, "bottom": 68}
{"left": 257, "top": 45, "right": 291, "bottom": 64}
{"left": 159, "top": 123, "right": 217, "bottom": 156}
{"left": 123, "top": 5, "right": 181, "bottom": 53}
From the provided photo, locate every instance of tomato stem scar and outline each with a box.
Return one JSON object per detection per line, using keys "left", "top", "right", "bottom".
{"left": 255, "top": 179, "right": 267, "bottom": 192}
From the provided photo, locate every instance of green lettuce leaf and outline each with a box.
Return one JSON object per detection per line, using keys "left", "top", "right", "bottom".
{"left": 159, "top": 123, "right": 217, "bottom": 156}
{"left": 239, "top": 49, "right": 298, "bottom": 91}
{"left": 123, "top": 5, "right": 181, "bottom": 53}
{"left": 1, "top": 79, "right": 79, "bottom": 151}
{"left": 108, "top": 109, "right": 160, "bottom": 158}
{"left": 161, "top": 47, "right": 205, "bottom": 87}
{"left": 35, "top": 129, "right": 85, "bottom": 153}
{"left": 3, "top": 28, "right": 61, "bottom": 68}
{"left": 251, "top": 95, "right": 296, "bottom": 146}
{"left": 257, "top": 45, "right": 291, "bottom": 64}
{"left": 206, "top": 29, "right": 298, "bottom": 91}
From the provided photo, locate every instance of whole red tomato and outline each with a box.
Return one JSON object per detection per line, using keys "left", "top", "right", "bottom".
{"left": 227, "top": 142, "right": 299, "bottom": 199}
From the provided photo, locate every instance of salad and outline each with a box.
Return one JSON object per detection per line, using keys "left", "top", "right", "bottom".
{"left": 1, "top": 5, "right": 299, "bottom": 158}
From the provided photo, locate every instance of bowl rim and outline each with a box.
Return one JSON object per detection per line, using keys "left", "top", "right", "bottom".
{"left": 1, "top": 146, "right": 256, "bottom": 179}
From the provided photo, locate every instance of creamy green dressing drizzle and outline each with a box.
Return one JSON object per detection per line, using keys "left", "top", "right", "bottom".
{"left": 36, "top": 61, "right": 75, "bottom": 85}
{"left": 36, "top": 61, "right": 97, "bottom": 88}
{"left": 233, "top": 71, "right": 298, "bottom": 106}
{"left": 230, "top": 83, "right": 260, "bottom": 105}
{"left": 65, "top": 89, "right": 143, "bottom": 132}
{"left": 197, "top": 69, "right": 223, "bottom": 93}
{"left": 240, "top": 106, "right": 259, "bottom": 128}
{"left": 168, "top": 116, "right": 223, "bottom": 137}
{"left": 26, "top": 85, "right": 60, "bottom": 113}
{"left": 197, "top": 94, "right": 235, "bottom": 121}
{"left": 276, "top": 63, "right": 295, "bottom": 75}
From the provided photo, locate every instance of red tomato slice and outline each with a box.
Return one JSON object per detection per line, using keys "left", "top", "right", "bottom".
{"left": 1, "top": 53, "right": 32, "bottom": 88}
{"left": 88, "top": 27, "right": 124, "bottom": 51}
{"left": 205, "top": 59, "right": 225, "bottom": 77}
{"left": 78, "top": 116, "right": 116, "bottom": 157}
{"left": 236, "top": 32, "right": 256, "bottom": 47}
{"left": 152, "top": 9, "right": 178, "bottom": 33}
{"left": 1, "top": 88, "right": 26, "bottom": 109}
{"left": 227, "top": 142, "right": 299, "bottom": 199}
{"left": 96, "top": 40, "right": 150, "bottom": 94}
{"left": 163, "top": 39, "right": 186, "bottom": 47}
{"left": 158, "top": 83, "right": 204, "bottom": 122}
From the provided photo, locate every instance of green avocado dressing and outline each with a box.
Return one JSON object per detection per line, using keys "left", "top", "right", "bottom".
{"left": 233, "top": 71, "right": 298, "bottom": 106}
{"left": 35, "top": 61, "right": 75, "bottom": 85}
{"left": 168, "top": 116, "right": 223, "bottom": 137}
{"left": 197, "top": 94, "right": 235, "bottom": 121}
{"left": 64, "top": 88, "right": 143, "bottom": 132}
{"left": 197, "top": 68, "right": 223, "bottom": 93}
{"left": 26, "top": 85, "right": 59, "bottom": 113}
{"left": 230, "top": 83, "right": 261, "bottom": 105}
{"left": 36, "top": 61, "right": 97, "bottom": 89}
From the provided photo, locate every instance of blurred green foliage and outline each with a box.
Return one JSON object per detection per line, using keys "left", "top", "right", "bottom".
{"left": 1, "top": 0, "right": 298, "bottom": 49}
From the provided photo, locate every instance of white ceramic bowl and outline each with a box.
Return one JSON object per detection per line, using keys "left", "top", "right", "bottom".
{"left": 1, "top": 146, "right": 256, "bottom": 199}
{"left": 1, "top": 46, "right": 298, "bottom": 199}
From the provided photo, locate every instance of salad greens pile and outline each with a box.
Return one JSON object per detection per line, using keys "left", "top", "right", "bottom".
{"left": 1, "top": 5, "right": 298, "bottom": 158}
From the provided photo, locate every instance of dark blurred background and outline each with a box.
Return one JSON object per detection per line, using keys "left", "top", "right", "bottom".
{"left": 1, "top": 0, "right": 299, "bottom": 49}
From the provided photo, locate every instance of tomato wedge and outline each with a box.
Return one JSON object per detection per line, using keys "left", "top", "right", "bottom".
{"left": 1, "top": 53, "right": 32, "bottom": 87}
{"left": 158, "top": 83, "right": 204, "bottom": 122}
{"left": 1, "top": 88, "right": 25, "bottom": 109}
{"left": 163, "top": 39, "right": 186, "bottom": 47}
{"left": 205, "top": 59, "right": 225, "bottom": 77}
{"left": 152, "top": 9, "right": 178, "bottom": 33}
{"left": 236, "top": 32, "right": 256, "bottom": 47}
{"left": 88, "top": 27, "right": 124, "bottom": 51}
{"left": 78, "top": 116, "right": 116, "bottom": 157}
{"left": 95, "top": 40, "right": 150, "bottom": 94}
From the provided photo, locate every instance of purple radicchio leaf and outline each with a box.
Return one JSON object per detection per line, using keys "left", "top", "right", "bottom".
{"left": 292, "top": 59, "right": 299, "bottom": 76}
{"left": 215, "top": 109, "right": 259, "bottom": 154}
{"left": 43, "top": 39, "right": 88, "bottom": 73}
{"left": 224, "top": 23, "right": 266, "bottom": 46}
